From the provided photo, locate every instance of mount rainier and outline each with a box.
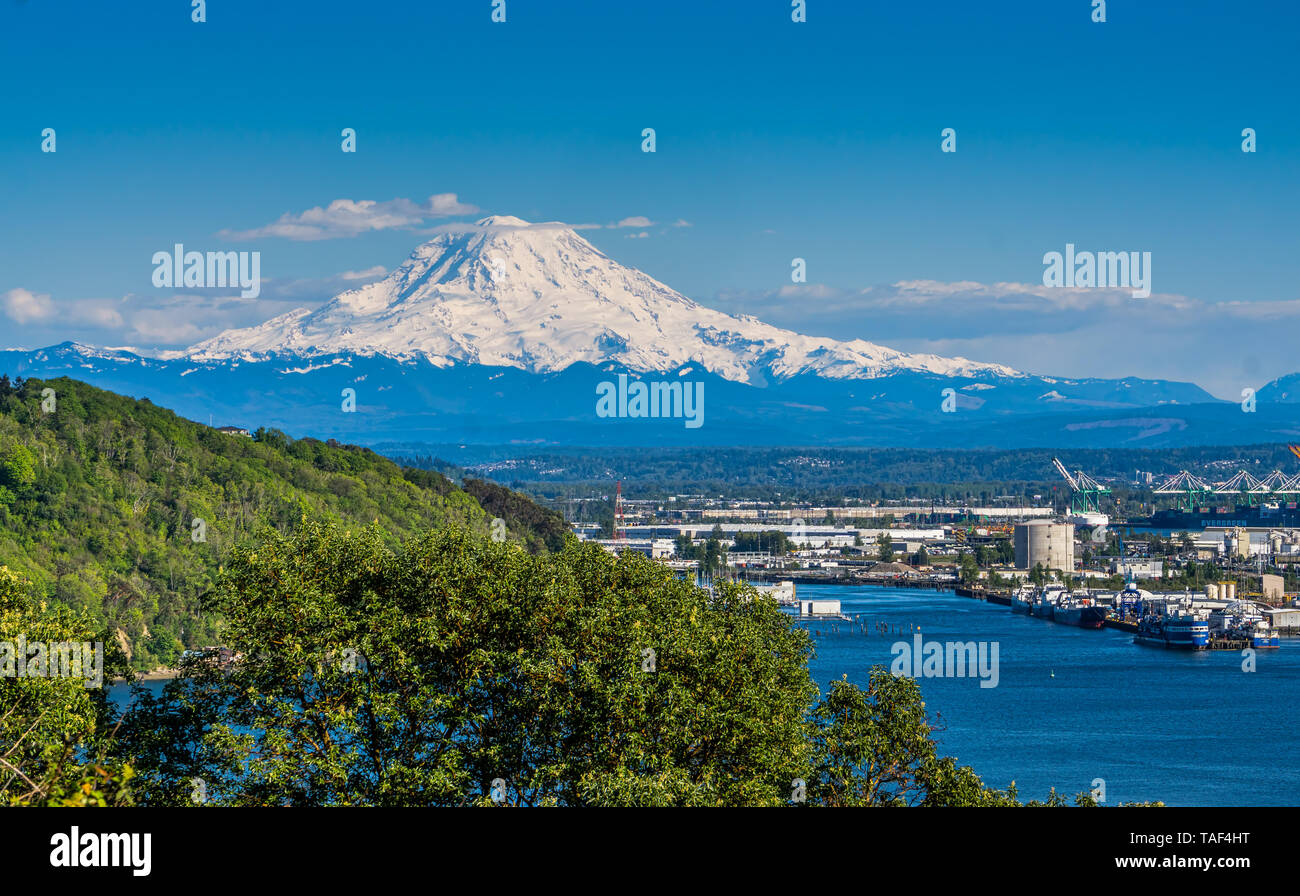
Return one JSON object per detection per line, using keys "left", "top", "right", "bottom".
{"left": 179, "top": 215, "right": 1019, "bottom": 384}
{"left": 4, "top": 215, "right": 1276, "bottom": 449}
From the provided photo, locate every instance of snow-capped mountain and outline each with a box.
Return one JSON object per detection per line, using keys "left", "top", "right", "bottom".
{"left": 3, "top": 215, "right": 1247, "bottom": 449}
{"left": 179, "top": 215, "right": 1019, "bottom": 384}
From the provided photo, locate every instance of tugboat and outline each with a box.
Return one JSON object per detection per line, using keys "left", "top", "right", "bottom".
{"left": 1051, "top": 594, "right": 1108, "bottom": 629}
{"left": 1134, "top": 603, "right": 1209, "bottom": 650}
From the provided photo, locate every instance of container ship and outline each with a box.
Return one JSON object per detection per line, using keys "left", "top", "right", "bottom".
{"left": 1143, "top": 501, "right": 1300, "bottom": 530}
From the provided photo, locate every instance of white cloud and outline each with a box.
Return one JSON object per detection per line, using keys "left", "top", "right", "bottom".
{"left": 341, "top": 265, "right": 388, "bottom": 281}
{"left": 1, "top": 263, "right": 389, "bottom": 350}
{"left": 127, "top": 311, "right": 207, "bottom": 344}
{"left": 82, "top": 305, "right": 125, "bottom": 328}
{"left": 709, "top": 279, "right": 1300, "bottom": 400}
{"left": 715, "top": 280, "right": 1201, "bottom": 331}
{"left": 425, "top": 193, "right": 477, "bottom": 216}
{"left": 570, "top": 215, "right": 672, "bottom": 232}
{"left": 219, "top": 193, "right": 478, "bottom": 241}
{"left": 3, "top": 288, "right": 55, "bottom": 323}
{"left": 419, "top": 214, "right": 682, "bottom": 236}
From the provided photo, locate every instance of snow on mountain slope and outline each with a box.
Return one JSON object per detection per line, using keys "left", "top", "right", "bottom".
{"left": 182, "top": 215, "right": 1021, "bottom": 385}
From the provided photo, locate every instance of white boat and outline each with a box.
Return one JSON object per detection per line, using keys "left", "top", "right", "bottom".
{"left": 1031, "top": 584, "right": 1069, "bottom": 619}
{"left": 1010, "top": 584, "right": 1035, "bottom": 614}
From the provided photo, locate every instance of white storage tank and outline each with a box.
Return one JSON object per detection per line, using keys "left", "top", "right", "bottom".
{"left": 1014, "top": 521, "right": 1076, "bottom": 574}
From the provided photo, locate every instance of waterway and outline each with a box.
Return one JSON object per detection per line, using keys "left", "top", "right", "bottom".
{"left": 798, "top": 583, "right": 1300, "bottom": 806}
{"left": 107, "top": 582, "right": 1299, "bottom": 806}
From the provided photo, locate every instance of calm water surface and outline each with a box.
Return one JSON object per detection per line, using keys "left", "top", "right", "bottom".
{"left": 798, "top": 584, "right": 1300, "bottom": 807}
{"left": 108, "top": 583, "right": 1300, "bottom": 806}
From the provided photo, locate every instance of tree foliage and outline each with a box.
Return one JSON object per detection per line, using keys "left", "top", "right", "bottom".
{"left": 877, "top": 533, "right": 895, "bottom": 562}
{"left": 116, "top": 520, "right": 1108, "bottom": 807}
{"left": 0, "top": 566, "right": 133, "bottom": 806}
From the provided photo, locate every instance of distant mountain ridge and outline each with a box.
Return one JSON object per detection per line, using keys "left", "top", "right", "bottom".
{"left": 2, "top": 340, "right": 1292, "bottom": 449}
{"left": 3, "top": 215, "right": 1296, "bottom": 449}
{"left": 1258, "top": 373, "right": 1300, "bottom": 403}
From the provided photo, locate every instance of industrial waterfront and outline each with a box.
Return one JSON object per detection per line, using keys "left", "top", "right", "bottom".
{"left": 551, "top": 454, "right": 1300, "bottom": 806}
{"left": 799, "top": 583, "right": 1300, "bottom": 807}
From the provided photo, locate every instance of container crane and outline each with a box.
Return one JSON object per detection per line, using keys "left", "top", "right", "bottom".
{"left": 1052, "top": 458, "right": 1111, "bottom": 515}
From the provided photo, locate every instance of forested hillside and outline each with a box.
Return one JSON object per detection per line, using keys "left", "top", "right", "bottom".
{"left": 0, "top": 376, "right": 570, "bottom": 670}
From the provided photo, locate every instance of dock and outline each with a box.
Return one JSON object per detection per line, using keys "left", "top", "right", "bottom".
{"left": 760, "top": 577, "right": 1293, "bottom": 650}
{"left": 954, "top": 585, "right": 1011, "bottom": 605}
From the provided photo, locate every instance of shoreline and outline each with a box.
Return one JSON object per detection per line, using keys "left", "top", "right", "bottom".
{"left": 112, "top": 669, "right": 182, "bottom": 684}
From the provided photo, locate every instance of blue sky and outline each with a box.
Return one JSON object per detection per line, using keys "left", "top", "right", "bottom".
{"left": 2, "top": 0, "right": 1297, "bottom": 398}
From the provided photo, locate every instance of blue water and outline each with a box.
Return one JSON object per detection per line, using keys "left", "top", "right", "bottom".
{"left": 109, "top": 678, "right": 167, "bottom": 709}
{"left": 798, "top": 584, "right": 1300, "bottom": 807}
{"left": 108, "top": 585, "right": 1300, "bottom": 806}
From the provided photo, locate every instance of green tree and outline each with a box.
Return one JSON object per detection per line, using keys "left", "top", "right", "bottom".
{"left": 0, "top": 376, "right": 566, "bottom": 669}
{"left": 0, "top": 444, "right": 36, "bottom": 492}
{"left": 117, "top": 520, "right": 1076, "bottom": 807}
{"left": 121, "top": 520, "right": 815, "bottom": 806}
{"left": 808, "top": 672, "right": 1019, "bottom": 806}
{"left": 877, "top": 533, "right": 895, "bottom": 563}
{"left": 731, "top": 530, "right": 791, "bottom": 555}
{"left": 673, "top": 532, "right": 695, "bottom": 559}
{"left": 0, "top": 566, "right": 133, "bottom": 806}
{"left": 1029, "top": 562, "right": 1047, "bottom": 586}
{"left": 958, "top": 552, "right": 980, "bottom": 585}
